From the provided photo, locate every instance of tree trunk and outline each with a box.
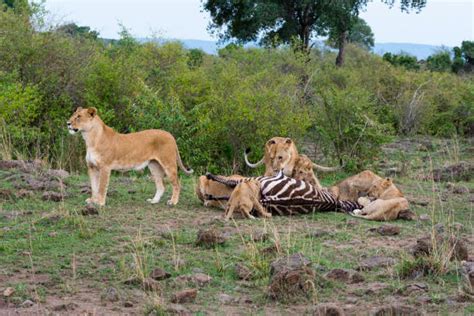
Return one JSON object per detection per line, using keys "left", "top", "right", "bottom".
{"left": 335, "top": 30, "right": 348, "bottom": 67}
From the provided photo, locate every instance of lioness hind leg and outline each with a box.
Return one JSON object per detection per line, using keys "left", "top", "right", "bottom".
{"left": 147, "top": 161, "right": 165, "bottom": 204}
{"left": 165, "top": 167, "right": 180, "bottom": 206}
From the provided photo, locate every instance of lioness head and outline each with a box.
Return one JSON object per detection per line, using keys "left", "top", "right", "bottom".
{"left": 269, "top": 138, "right": 296, "bottom": 172}
{"left": 367, "top": 178, "right": 393, "bottom": 198}
{"left": 67, "top": 107, "right": 98, "bottom": 135}
{"left": 292, "top": 155, "right": 317, "bottom": 186}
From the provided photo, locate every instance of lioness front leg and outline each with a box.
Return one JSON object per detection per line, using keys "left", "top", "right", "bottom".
{"left": 86, "top": 166, "right": 100, "bottom": 204}
{"left": 96, "top": 167, "right": 111, "bottom": 206}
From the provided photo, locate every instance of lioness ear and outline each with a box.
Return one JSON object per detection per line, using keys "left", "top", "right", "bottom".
{"left": 76, "top": 106, "right": 83, "bottom": 112}
{"left": 267, "top": 139, "right": 276, "bottom": 145}
{"left": 285, "top": 138, "right": 292, "bottom": 144}
{"left": 87, "top": 107, "right": 97, "bottom": 117}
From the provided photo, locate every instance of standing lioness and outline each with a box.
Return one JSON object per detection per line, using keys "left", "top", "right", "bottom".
{"left": 67, "top": 107, "right": 193, "bottom": 206}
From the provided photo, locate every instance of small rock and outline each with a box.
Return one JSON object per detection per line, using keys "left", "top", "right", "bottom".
{"left": 0, "top": 189, "right": 13, "bottom": 200}
{"left": 48, "top": 232, "right": 57, "bottom": 237}
{"left": 398, "top": 209, "right": 417, "bottom": 221}
{"left": 325, "top": 269, "right": 364, "bottom": 284}
{"left": 261, "top": 244, "right": 279, "bottom": 256}
{"left": 191, "top": 273, "right": 212, "bottom": 286}
{"left": 419, "top": 214, "right": 430, "bottom": 222}
{"left": 312, "top": 303, "right": 345, "bottom": 316}
{"left": 20, "top": 299, "right": 34, "bottom": 308}
{"left": 371, "top": 304, "right": 422, "bottom": 316}
{"left": 46, "top": 169, "right": 69, "bottom": 179}
{"left": 411, "top": 234, "right": 468, "bottom": 261}
{"left": 218, "top": 293, "right": 235, "bottom": 304}
{"left": 306, "top": 229, "right": 331, "bottom": 238}
{"left": 123, "top": 301, "right": 134, "bottom": 308}
{"left": 52, "top": 302, "right": 79, "bottom": 311}
{"left": 150, "top": 268, "right": 171, "bottom": 280}
{"left": 15, "top": 189, "right": 33, "bottom": 199}
{"left": 460, "top": 261, "right": 474, "bottom": 295}
{"left": 104, "top": 287, "right": 120, "bottom": 302}
{"left": 195, "top": 229, "right": 226, "bottom": 248}
{"left": 235, "top": 263, "right": 253, "bottom": 280}
{"left": 191, "top": 268, "right": 203, "bottom": 274}
{"left": 268, "top": 267, "right": 315, "bottom": 302}
{"left": 42, "top": 191, "right": 64, "bottom": 202}
{"left": 166, "top": 304, "right": 192, "bottom": 316}
{"left": 81, "top": 204, "right": 99, "bottom": 216}
{"left": 171, "top": 289, "right": 197, "bottom": 303}
{"left": 357, "top": 256, "right": 396, "bottom": 271}
{"left": 402, "top": 283, "right": 428, "bottom": 295}
{"left": 453, "top": 186, "right": 469, "bottom": 194}
{"left": 409, "top": 199, "right": 429, "bottom": 207}
{"left": 80, "top": 186, "right": 91, "bottom": 194}
{"left": 251, "top": 230, "right": 268, "bottom": 242}
{"left": 270, "top": 253, "right": 311, "bottom": 276}
{"left": 450, "top": 222, "right": 464, "bottom": 232}
{"left": 434, "top": 223, "right": 445, "bottom": 234}
{"left": 3, "top": 287, "right": 15, "bottom": 297}
{"left": 364, "top": 282, "right": 389, "bottom": 295}
{"left": 142, "top": 277, "right": 160, "bottom": 292}
{"left": 371, "top": 224, "right": 401, "bottom": 236}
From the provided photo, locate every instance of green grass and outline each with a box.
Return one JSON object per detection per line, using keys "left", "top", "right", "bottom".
{"left": 0, "top": 137, "right": 473, "bottom": 314}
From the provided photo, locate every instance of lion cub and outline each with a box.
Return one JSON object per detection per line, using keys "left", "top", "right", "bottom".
{"left": 224, "top": 179, "right": 272, "bottom": 220}
{"left": 195, "top": 174, "right": 244, "bottom": 209}
{"left": 291, "top": 154, "right": 323, "bottom": 189}
{"left": 351, "top": 178, "right": 412, "bottom": 221}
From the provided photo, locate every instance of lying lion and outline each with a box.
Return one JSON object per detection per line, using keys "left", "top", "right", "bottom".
{"left": 245, "top": 137, "right": 339, "bottom": 177}
{"left": 67, "top": 107, "right": 193, "bottom": 206}
{"left": 195, "top": 174, "right": 244, "bottom": 209}
{"left": 224, "top": 179, "right": 272, "bottom": 220}
{"left": 351, "top": 178, "right": 415, "bottom": 221}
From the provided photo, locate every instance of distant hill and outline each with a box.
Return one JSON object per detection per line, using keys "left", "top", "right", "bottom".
{"left": 373, "top": 43, "right": 451, "bottom": 60}
{"left": 137, "top": 38, "right": 451, "bottom": 60}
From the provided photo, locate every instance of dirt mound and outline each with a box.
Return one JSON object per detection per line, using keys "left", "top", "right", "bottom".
{"left": 270, "top": 253, "right": 311, "bottom": 276}
{"left": 195, "top": 229, "right": 227, "bottom": 247}
{"left": 268, "top": 267, "right": 316, "bottom": 302}
{"left": 411, "top": 234, "right": 468, "bottom": 261}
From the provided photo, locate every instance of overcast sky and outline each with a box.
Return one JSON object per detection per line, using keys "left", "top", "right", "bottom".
{"left": 44, "top": 0, "right": 473, "bottom": 47}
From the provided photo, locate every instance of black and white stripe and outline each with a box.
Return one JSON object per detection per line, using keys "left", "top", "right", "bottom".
{"left": 205, "top": 171, "right": 361, "bottom": 216}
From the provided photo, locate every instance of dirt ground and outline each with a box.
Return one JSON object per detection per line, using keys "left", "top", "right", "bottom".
{"left": 0, "top": 137, "right": 473, "bottom": 315}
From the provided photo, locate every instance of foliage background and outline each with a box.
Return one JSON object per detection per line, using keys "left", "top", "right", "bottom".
{"left": 0, "top": 5, "right": 473, "bottom": 173}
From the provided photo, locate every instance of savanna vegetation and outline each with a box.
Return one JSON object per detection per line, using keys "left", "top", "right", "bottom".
{"left": 0, "top": 0, "right": 472, "bottom": 174}
{"left": 1, "top": 1, "right": 473, "bottom": 315}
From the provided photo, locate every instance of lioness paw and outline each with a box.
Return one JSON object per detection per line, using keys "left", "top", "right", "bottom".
{"left": 166, "top": 200, "right": 177, "bottom": 207}
{"left": 147, "top": 198, "right": 160, "bottom": 204}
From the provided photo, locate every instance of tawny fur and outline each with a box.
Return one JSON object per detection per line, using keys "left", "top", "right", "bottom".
{"left": 329, "top": 170, "right": 384, "bottom": 201}
{"left": 224, "top": 180, "right": 272, "bottom": 220}
{"left": 67, "top": 107, "right": 192, "bottom": 206}
{"left": 195, "top": 174, "right": 244, "bottom": 209}
{"left": 351, "top": 178, "right": 410, "bottom": 221}
{"left": 291, "top": 154, "right": 322, "bottom": 189}
{"left": 245, "top": 137, "right": 339, "bottom": 177}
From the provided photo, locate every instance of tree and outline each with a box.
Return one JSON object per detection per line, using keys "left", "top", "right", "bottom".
{"left": 326, "top": 15, "right": 375, "bottom": 66}
{"left": 204, "top": 0, "right": 427, "bottom": 66}
{"left": 426, "top": 50, "right": 451, "bottom": 72}
{"left": 203, "top": 0, "right": 329, "bottom": 52}
{"left": 383, "top": 52, "right": 420, "bottom": 70}
{"left": 56, "top": 23, "right": 99, "bottom": 40}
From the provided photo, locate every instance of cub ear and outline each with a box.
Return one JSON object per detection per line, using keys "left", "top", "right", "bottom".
{"left": 87, "top": 107, "right": 97, "bottom": 117}
{"left": 76, "top": 106, "right": 83, "bottom": 112}
{"left": 285, "top": 138, "right": 292, "bottom": 144}
{"left": 382, "top": 178, "right": 393, "bottom": 188}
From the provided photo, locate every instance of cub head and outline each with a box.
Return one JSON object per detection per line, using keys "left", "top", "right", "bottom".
{"left": 292, "top": 155, "right": 317, "bottom": 186}
{"left": 67, "top": 107, "right": 98, "bottom": 135}
{"left": 367, "top": 178, "right": 393, "bottom": 199}
{"left": 270, "top": 138, "right": 297, "bottom": 173}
